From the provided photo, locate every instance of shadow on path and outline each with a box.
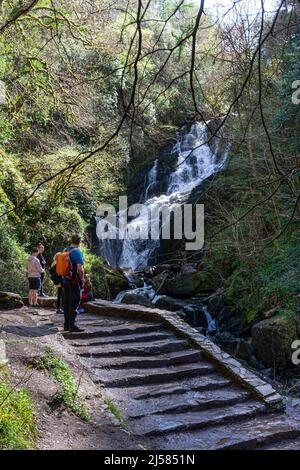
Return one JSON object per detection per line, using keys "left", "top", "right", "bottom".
{"left": 1, "top": 324, "right": 59, "bottom": 337}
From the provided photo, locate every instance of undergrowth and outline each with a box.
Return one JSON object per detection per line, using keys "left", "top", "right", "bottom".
{"left": 0, "top": 369, "right": 37, "bottom": 449}
{"left": 37, "top": 348, "right": 90, "bottom": 422}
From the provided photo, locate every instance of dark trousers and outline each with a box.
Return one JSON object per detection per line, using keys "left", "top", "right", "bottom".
{"left": 39, "top": 272, "right": 45, "bottom": 295}
{"left": 57, "top": 287, "right": 63, "bottom": 310}
{"left": 63, "top": 284, "right": 80, "bottom": 330}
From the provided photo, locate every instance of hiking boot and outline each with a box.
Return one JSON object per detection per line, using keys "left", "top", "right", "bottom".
{"left": 33, "top": 304, "right": 41, "bottom": 308}
{"left": 69, "top": 325, "right": 85, "bottom": 333}
{"left": 56, "top": 309, "right": 64, "bottom": 315}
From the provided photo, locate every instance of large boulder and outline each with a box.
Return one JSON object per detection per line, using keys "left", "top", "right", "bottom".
{"left": 153, "top": 295, "right": 185, "bottom": 312}
{"left": 163, "top": 271, "right": 218, "bottom": 298}
{"left": 120, "top": 293, "right": 153, "bottom": 308}
{"left": 0, "top": 292, "right": 23, "bottom": 310}
{"left": 252, "top": 316, "right": 297, "bottom": 371}
{"left": 149, "top": 271, "right": 174, "bottom": 294}
{"left": 151, "top": 264, "right": 181, "bottom": 276}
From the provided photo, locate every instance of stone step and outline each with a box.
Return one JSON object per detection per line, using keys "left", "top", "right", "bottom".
{"left": 261, "top": 436, "right": 300, "bottom": 450}
{"left": 149, "top": 413, "right": 300, "bottom": 450}
{"left": 77, "top": 338, "right": 189, "bottom": 358}
{"left": 81, "top": 350, "right": 203, "bottom": 369}
{"left": 63, "top": 322, "right": 164, "bottom": 340}
{"left": 71, "top": 330, "right": 173, "bottom": 348}
{"left": 130, "top": 400, "right": 266, "bottom": 436}
{"left": 127, "top": 374, "right": 233, "bottom": 400}
{"left": 91, "top": 362, "right": 215, "bottom": 387}
{"left": 126, "top": 388, "right": 251, "bottom": 418}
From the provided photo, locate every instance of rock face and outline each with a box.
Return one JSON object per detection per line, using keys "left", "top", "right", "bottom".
{"left": 252, "top": 317, "right": 297, "bottom": 371}
{"left": 163, "top": 271, "right": 217, "bottom": 298}
{"left": 0, "top": 292, "right": 23, "bottom": 310}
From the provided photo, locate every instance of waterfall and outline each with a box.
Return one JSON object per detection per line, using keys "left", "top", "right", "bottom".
{"left": 96, "top": 121, "right": 228, "bottom": 270}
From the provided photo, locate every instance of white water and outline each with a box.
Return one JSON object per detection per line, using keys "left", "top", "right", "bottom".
{"left": 97, "top": 121, "right": 228, "bottom": 270}
{"left": 203, "top": 305, "right": 218, "bottom": 335}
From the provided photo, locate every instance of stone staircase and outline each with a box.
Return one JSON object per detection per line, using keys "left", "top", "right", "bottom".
{"left": 47, "top": 301, "right": 300, "bottom": 450}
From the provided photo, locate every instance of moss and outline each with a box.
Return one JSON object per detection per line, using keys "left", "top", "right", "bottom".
{"left": 0, "top": 369, "right": 37, "bottom": 450}
{"left": 36, "top": 348, "right": 90, "bottom": 422}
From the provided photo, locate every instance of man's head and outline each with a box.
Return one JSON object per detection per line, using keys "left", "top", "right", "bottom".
{"left": 71, "top": 234, "right": 82, "bottom": 246}
{"left": 32, "top": 248, "right": 39, "bottom": 256}
{"left": 37, "top": 243, "right": 45, "bottom": 254}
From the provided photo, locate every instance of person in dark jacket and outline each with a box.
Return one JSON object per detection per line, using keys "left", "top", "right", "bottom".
{"left": 37, "top": 243, "right": 47, "bottom": 297}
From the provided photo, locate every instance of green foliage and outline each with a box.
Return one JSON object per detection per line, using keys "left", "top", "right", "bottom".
{"left": 38, "top": 348, "right": 90, "bottom": 421}
{"left": 0, "top": 219, "right": 27, "bottom": 293}
{"left": 84, "top": 251, "right": 129, "bottom": 300}
{"left": 213, "top": 238, "right": 300, "bottom": 327}
{"left": 0, "top": 370, "right": 37, "bottom": 450}
{"left": 103, "top": 398, "right": 127, "bottom": 430}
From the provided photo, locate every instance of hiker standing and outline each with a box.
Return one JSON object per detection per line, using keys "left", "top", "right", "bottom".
{"left": 27, "top": 248, "right": 44, "bottom": 307}
{"left": 59, "top": 234, "right": 85, "bottom": 333}
{"left": 49, "top": 253, "right": 64, "bottom": 314}
{"left": 37, "top": 243, "right": 47, "bottom": 297}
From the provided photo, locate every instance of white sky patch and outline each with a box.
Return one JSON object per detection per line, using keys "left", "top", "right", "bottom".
{"left": 195, "top": 0, "right": 280, "bottom": 19}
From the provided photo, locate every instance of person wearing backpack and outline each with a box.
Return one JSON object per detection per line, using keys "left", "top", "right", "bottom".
{"left": 57, "top": 234, "right": 85, "bottom": 333}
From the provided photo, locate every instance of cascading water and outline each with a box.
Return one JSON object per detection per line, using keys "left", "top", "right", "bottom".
{"left": 96, "top": 121, "right": 228, "bottom": 271}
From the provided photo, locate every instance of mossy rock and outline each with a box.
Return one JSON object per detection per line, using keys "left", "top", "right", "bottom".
{"left": 252, "top": 315, "right": 297, "bottom": 371}
{"left": 164, "top": 271, "right": 218, "bottom": 298}
{"left": 105, "top": 269, "right": 130, "bottom": 299}
{"left": 91, "top": 266, "right": 130, "bottom": 301}
{"left": 0, "top": 292, "right": 23, "bottom": 310}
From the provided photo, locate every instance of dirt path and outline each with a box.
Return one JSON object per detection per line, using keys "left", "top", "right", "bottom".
{"left": 0, "top": 306, "right": 141, "bottom": 450}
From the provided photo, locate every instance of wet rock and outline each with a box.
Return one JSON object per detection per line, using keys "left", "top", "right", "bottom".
{"left": 235, "top": 339, "right": 254, "bottom": 362}
{"left": 252, "top": 317, "right": 297, "bottom": 371}
{"left": 180, "top": 264, "right": 198, "bottom": 274}
{"left": 164, "top": 271, "right": 218, "bottom": 298}
{"left": 177, "top": 305, "right": 208, "bottom": 329}
{"left": 125, "top": 272, "right": 144, "bottom": 288}
{"left": 153, "top": 296, "right": 185, "bottom": 312}
{"left": 0, "top": 292, "right": 23, "bottom": 310}
{"left": 120, "top": 293, "right": 154, "bottom": 308}
{"left": 215, "top": 332, "right": 238, "bottom": 353}
{"left": 149, "top": 272, "right": 173, "bottom": 294}
{"left": 151, "top": 264, "right": 181, "bottom": 276}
